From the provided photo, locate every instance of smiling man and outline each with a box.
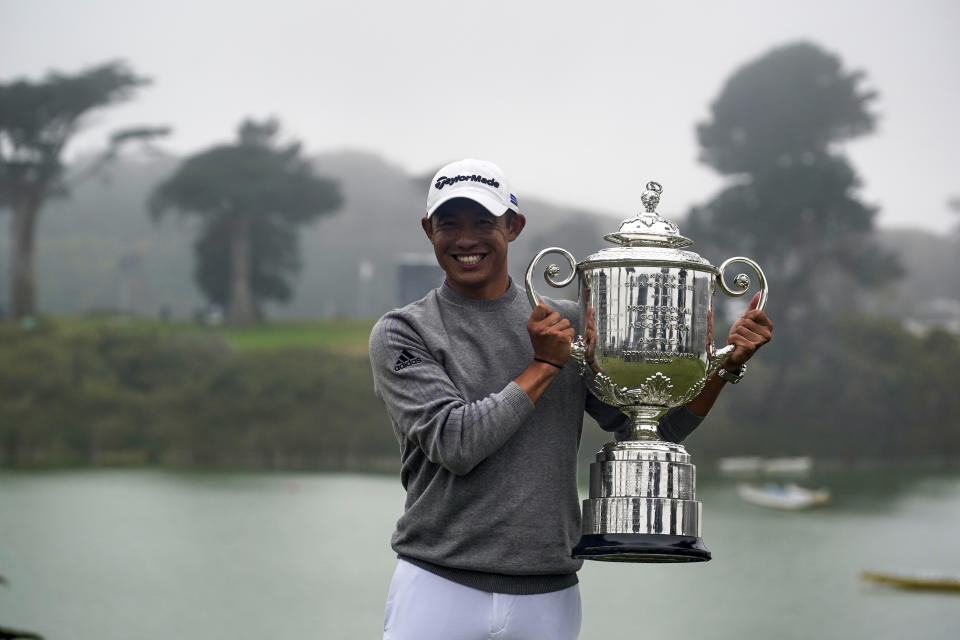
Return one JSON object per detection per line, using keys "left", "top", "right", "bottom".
{"left": 369, "top": 159, "right": 772, "bottom": 640}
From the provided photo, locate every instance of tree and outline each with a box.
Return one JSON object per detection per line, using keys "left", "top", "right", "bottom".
{"left": 683, "top": 42, "right": 906, "bottom": 430}
{"left": 149, "top": 119, "right": 342, "bottom": 325}
{"left": 193, "top": 215, "right": 301, "bottom": 320}
{"left": 0, "top": 61, "right": 156, "bottom": 320}
{"left": 696, "top": 42, "right": 877, "bottom": 176}
{"left": 687, "top": 42, "right": 902, "bottom": 322}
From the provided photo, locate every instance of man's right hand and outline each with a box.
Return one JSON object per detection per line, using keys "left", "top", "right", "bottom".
{"left": 526, "top": 303, "right": 575, "bottom": 367}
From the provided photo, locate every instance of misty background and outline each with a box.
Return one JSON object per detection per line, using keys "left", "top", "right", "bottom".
{"left": 3, "top": 2, "right": 960, "bottom": 640}
{"left": 4, "top": 0, "right": 960, "bottom": 233}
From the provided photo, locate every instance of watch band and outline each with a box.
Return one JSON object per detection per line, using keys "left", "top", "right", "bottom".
{"left": 717, "top": 363, "right": 747, "bottom": 384}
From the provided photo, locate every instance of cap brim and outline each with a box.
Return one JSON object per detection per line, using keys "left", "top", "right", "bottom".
{"left": 426, "top": 188, "right": 514, "bottom": 218}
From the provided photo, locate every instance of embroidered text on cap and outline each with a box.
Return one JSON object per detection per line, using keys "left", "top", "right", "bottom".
{"left": 434, "top": 174, "right": 501, "bottom": 190}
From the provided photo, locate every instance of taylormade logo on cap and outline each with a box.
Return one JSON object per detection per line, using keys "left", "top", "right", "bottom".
{"left": 434, "top": 174, "right": 500, "bottom": 190}
{"left": 426, "top": 158, "right": 519, "bottom": 218}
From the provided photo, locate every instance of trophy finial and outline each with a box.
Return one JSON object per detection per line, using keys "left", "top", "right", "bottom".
{"left": 604, "top": 180, "right": 691, "bottom": 248}
{"left": 641, "top": 181, "right": 663, "bottom": 213}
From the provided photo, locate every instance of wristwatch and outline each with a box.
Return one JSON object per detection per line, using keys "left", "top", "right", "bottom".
{"left": 716, "top": 363, "right": 747, "bottom": 384}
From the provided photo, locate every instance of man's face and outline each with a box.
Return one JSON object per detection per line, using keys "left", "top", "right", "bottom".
{"left": 421, "top": 199, "right": 525, "bottom": 300}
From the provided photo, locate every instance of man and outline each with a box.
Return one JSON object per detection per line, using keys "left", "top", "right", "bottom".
{"left": 369, "top": 159, "right": 773, "bottom": 640}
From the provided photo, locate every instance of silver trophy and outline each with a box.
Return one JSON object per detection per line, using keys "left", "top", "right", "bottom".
{"left": 525, "top": 181, "right": 768, "bottom": 562}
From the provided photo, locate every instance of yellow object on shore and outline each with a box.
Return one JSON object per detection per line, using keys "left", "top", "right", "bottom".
{"left": 861, "top": 571, "right": 960, "bottom": 592}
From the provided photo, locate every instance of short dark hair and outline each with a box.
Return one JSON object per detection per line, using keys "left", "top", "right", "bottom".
{"left": 430, "top": 199, "right": 515, "bottom": 228}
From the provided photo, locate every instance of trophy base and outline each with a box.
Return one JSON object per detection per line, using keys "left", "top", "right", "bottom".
{"left": 572, "top": 533, "right": 711, "bottom": 563}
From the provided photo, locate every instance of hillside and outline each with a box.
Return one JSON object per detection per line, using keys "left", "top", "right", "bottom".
{"left": 0, "top": 150, "right": 627, "bottom": 320}
{"left": 2, "top": 150, "right": 957, "bottom": 323}
{"left": 876, "top": 227, "right": 960, "bottom": 304}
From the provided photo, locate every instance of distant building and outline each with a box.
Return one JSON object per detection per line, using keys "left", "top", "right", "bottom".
{"left": 903, "top": 297, "right": 960, "bottom": 335}
{"left": 396, "top": 253, "right": 444, "bottom": 307}
{"left": 115, "top": 252, "right": 146, "bottom": 313}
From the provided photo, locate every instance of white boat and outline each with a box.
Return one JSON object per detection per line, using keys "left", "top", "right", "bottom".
{"left": 762, "top": 456, "right": 813, "bottom": 474}
{"left": 737, "top": 483, "right": 831, "bottom": 510}
{"left": 718, "top": 456, "right": 764, "bottom": 474}
{"left": 718, "top": 456, "right": 813, "bottom": 475}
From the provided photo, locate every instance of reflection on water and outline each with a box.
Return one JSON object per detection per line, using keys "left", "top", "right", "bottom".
{"left": 0, "top": 469, "right": 958, "bottom": 640}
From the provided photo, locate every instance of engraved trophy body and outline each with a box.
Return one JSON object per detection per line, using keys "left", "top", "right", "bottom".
{"left": 525, "top": 181, "right": 768, "bottom": 562}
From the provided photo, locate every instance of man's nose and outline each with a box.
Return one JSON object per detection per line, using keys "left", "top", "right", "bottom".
{"left": 454, "top": 228, "right": 480, "bottom": 247}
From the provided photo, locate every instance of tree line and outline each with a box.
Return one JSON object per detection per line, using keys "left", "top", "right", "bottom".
{"left": 0, "top": 316, "right": 957, "bottom": 469}
{"left": 1, "top": 62, "right": 341, "bottom": 326}
{"left": 3, "top": 42, "right": 943, "bottom": 330}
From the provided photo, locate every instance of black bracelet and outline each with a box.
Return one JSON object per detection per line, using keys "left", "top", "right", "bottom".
{"left": 534, "top": 357, "right": 564, "bottom": 370}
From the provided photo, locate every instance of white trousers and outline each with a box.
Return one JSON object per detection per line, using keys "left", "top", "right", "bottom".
{"left": 383, "top": 559, "right": 582, "bottom": 640}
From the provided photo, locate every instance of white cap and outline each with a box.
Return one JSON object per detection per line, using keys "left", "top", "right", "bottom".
{"left": 425, "top": 158, "right": 519, "bottom": 218}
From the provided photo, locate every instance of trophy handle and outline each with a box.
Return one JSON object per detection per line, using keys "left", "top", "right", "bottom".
{"left": 524, "top": 247, "right": 578, "bottom": 308}
{"left": 708, "top": 344, "right": 736, "bottom": 370}
{"left": 709, "top": 257, "right": 769, "bottom": 369}
{"left": 716, "top": 256, "right": 768, "bottom": 310}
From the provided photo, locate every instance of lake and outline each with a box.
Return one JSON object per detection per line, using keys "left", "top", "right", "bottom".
{"left": 1, "top": 468, "right": 959, "bottom": 639}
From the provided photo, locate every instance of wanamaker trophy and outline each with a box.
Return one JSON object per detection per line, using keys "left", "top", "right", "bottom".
{"left": 525, "top": 181, "right": 769, "bottom": 563}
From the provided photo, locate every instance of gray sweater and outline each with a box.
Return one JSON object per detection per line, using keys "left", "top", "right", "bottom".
{"left": 369, "top": 280, "right": 702, "bottom": 594}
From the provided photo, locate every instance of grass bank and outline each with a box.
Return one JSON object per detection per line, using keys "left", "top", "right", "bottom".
{"left": 1, "top": 316, "right": 395, "bottom": 471}
{"left": 48, "top": 315, "right": 376, "bottom": 355}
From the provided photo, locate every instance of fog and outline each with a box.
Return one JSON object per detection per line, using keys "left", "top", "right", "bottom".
{"left": 2, "top": 0, "right": 958, "bottom": 232}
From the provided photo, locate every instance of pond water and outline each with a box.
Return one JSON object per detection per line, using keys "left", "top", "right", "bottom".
{"left": 1, "top": 468, "right": 958, "bottom": 639}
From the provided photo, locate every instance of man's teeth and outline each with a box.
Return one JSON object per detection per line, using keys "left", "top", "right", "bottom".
{"left": 456, "top": 255, "right": 483, "bottom": 264}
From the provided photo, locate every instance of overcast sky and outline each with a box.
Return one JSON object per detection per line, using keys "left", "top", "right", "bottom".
{"left": 2, "top": 0, "right": 958, "bottom": 234}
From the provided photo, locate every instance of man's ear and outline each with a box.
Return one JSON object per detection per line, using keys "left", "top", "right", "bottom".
{"left": 421, "top": 216, "right": 433, "bottom": 240}
{"left": 507, "top": 213, "right": 526, "bottom": 242}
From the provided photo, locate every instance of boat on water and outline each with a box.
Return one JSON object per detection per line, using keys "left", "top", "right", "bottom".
{"left": 737, "top": 482, "right": 831, "bottom": 510}
{"left": 718, "top": 456, "right": 813, "bottom": 475}
{"left": 861, "top": 570, "right": 960, "bottom": 592}
{"left": 762, "top": 456, "right": 813, "bottom": 475}
{"left": 718, "top": 456, "right": 764, "bottom": 473}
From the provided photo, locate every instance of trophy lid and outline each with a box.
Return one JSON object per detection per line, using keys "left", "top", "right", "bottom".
{"left": 603, "top": 182, "right": 694, "bottom": 249}
{"left": 581, "top": 181, "right": 716, "bottom": 272}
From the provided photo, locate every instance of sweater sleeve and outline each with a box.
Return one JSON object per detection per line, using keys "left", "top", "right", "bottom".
{"left": 656, "top": 405, "right": 704, "bottom": 443}
{"left": 369, "top": 313, "right": 535, "bottom": 476}
{"left": 584, "top": 393, "right": 630, "bottom": 432}
{"left": 584, "top": 393, "right": 703, "bottom": 443}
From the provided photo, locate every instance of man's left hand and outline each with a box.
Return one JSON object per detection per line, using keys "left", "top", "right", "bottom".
{"left": 723, "top": 292, "right": 773, "bottom": 370}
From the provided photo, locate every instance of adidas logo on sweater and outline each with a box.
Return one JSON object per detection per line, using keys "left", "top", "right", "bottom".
{"left": 394, "top": 349, "right": 423, "bottom": 372}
